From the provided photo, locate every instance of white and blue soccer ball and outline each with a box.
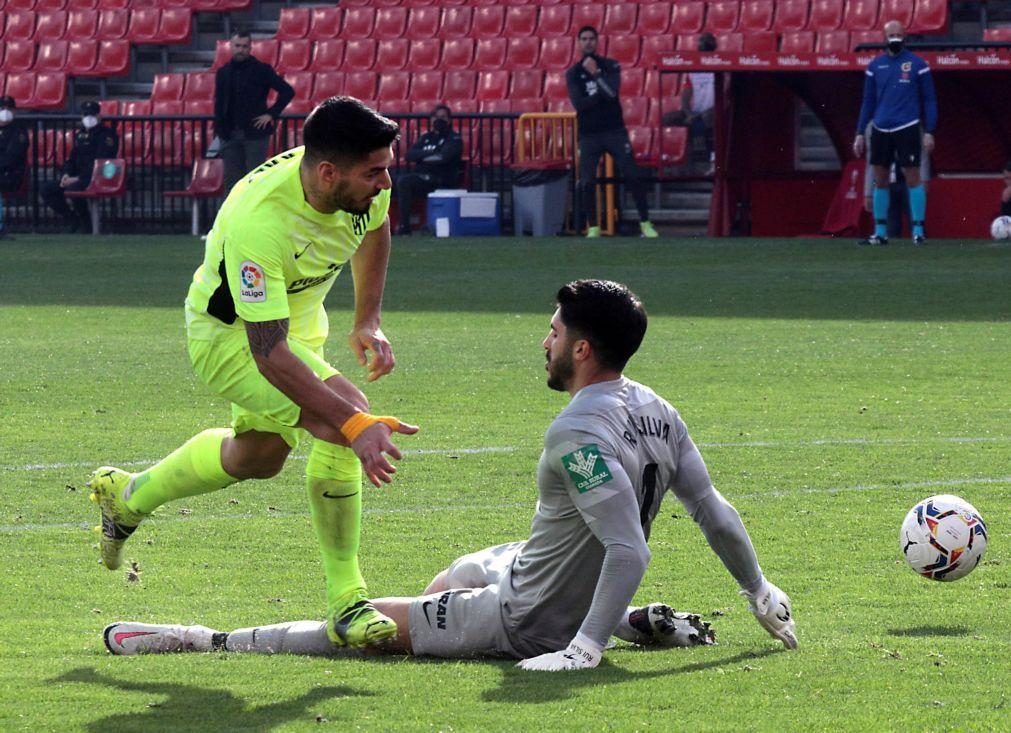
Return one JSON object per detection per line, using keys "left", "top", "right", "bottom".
{"left": 990, "top": 215, "right": 1011, "bottom": 240}
{"left": 900, "top": 495, "right": 988, "bottom": 581}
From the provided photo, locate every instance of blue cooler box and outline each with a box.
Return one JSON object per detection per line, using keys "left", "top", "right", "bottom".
{"left": 427, "top": 190, "right": 501, "bottom": 236}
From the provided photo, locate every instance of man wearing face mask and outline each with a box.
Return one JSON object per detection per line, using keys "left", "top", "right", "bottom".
{"left": 393, "top": 105, "right": 463, "bottom": 236}
{"left": 566, "top": 26, "right": 659, "bottom": 239}
{"left": 40, "top": 100, "right": 119, "bottom": 233}
{"left": 0, "top": 96, "right": 29, "bottom": 239}
{"left": 853, "top": 20, "right": 937, "bottom": 247}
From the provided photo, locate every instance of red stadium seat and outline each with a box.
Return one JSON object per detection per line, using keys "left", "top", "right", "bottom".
{"left": 472, "top": 38, "right": 506, "bottom": 71}
{"left": 343, "top": 70, "right": 377, "bottom": 100}
{"left": 312, "top": 71, "right": 343, "bottom": 100}
{"left": 65, "top": 8, "right": 98, "bottom": 40}
{"left": 91, "top": 38, "right": 128, "bottom": 75}
{"left": 739, "top": 0, "right": 774, "bottom": 32}
{"left": 65, "top": 157, "right": 126, "bottom": 234}
{"left": 95, "top": 8, "right": 127, "bottom": 39}
{"left": 539, "top": 36, "right": 574, "bottom": 70}
{"left": 878, "top": 0, "right": 913, "bottom": 29}
{"left": 375, "top": 38, "right": 409, "bottom": 70}
{"left": 983, "top": 27, "right": 1011, "bottom": 42}
{"left": 670, "top": 2, "right": 705, "bottom": 35}
{"left": 537, "top": 4, "right": 571, "bottom": 38}
{"left": 603, "top": 3, "right": 637, "bottom": 36}
{"left": 406, "top": 6, "right": 440, "bottom": 40}
{"left": 442, "top": 69, "right": 476, "bottom": 102}
{"left": 510, "top": 98, "right": 544, "bottom": 113}
{"left": 476, "top": 70, "right": 509, "bottom": 100}
{"left": 373, "top": 7, "right": 407, "bottom": 40}
{"left": 641, "top": 35, "right": 675, "bottom": 65}
{"left": 438, "top": 6, "right": 472, "bottom": 39}
{"left": 635, "top": 2, "right": 672, "bottom": 36}
{"left": 151, "top": 99, "right": 183, "bottom": 116}
{"left": 1, "top": 41, "right": 34, "bottom": 72}
{"left": 717, "top": 32, "right": 743, "bottom": 51}
{"left": 251, "top": 39, "right": 278, "bottom": 67}
{"left": 284, "top": 71, "right": 313, "bottom": 101}
{"left": 6, "top": 0, "right": 36, "bottom": 9}
{"left": 210, "top": 39, "right": 231, "bottom": 70}
{"left": 164, "top": 159, "right": 225, "bottom": 236}
{"left": 3, "top": 72, "right": 35, "bottom": 107}
{"left": 185, "top": 72, "right": 214, "bottom": 101}
{"left": 411, "top": 98, "right": 442, "bottom": 113}
{"left": 34, "top": 11, "right": 68, "bottom": 41}
{"left": 3, "top": 12, "right": 35, "bottom": 41}
{"left": 157, "top": 8, "right": 191, "bottom": 45}
{"left": 37, "top": 0, "right": 68, "bottom": 9}
{"left": 120, "top": 99, "right": 150, "bottom": 117}
{"left": 33, "top": 44, "right": 68, "bottom": 74}
{"left": 407, "top": 38, "right": 442, "bottom": 71}
{"left": 378, "top": 99, "right": 412, "bottom": 115}
{"left": 607, "top": 35, "right": 640, "bottom": 66}
{"left": 307, "top": 6, "right": 341, "bottom": 40}
{"left": 27, "top": 70, "right": 65, "bottom": 109}
{"left": 98, "top": 0, "right": 128, "bottom": 7}
{"left": 509, "top": 68, "right": 543, "bottom": 98}
{"left": 850, "top": 30, "right": 881, "bottom": 49}
{"left": 627, "top": 126, "right": 654, "bottom": 165}
{"left": 816, "top": 30, "right": 850, "bottom": 52}
{"left": 66, "top": 39, "right": 97, "bottom": 73}
{"left": 277, "top": 40, "right": 311, "bottom": 73}
{"left": 910, "top": 0, "right": 947, "bottom": 34}
{"left": 68, "top": 0, "right": 98, "bottom": 8}
{"left": 471, "top": 6, "right": 504, "bottom": 39}
{"left": 309, "top": 39, "right": 345, "bottom": 73}
{"left": 706, "top": 1, "right": 740, "bottom": 33}
{"left": 505, "top": 36, "right": 540, "bottom": 69}
{"left": 341, "top": 7, "right": 375, "bottom": 38}
{"left": 808, "top": 0, "right": 844, "bottom": 31}
{"left": 343, "top": 39, "right": 377, "bottom": 70}
{"left": 779, "top": 30, "right": 815, "bottom": 52}
{"left": 842, "top": 0, "right": 879, "bottom": 31}
{"left": 676, "top": 33, "right": 702, "bottom": 50}
{"left": 151, "top": 72, "right": 184, "bottom": 101}
{"left": 543, "top": 69, "right": 568, "bottom": 100}
{"left": 377, "top": 70, "right": 411, "bottom": 100}
{"left": 571, "top": 5, "right": 605, "bottom": 36}
{"left": 503, "top": 5, "right": 537, "bottom": 37}
{"left": 478, "top": 98, "right": 510, "bottom": 113}
{"left": 410, "top": 69, "right": 443, "bottom": 99}
{"left": 621, "top": 96, "right": 648, "bottom": 127}
{"left": 440, "top": 37, "right": 473, "bottom": 70}
{"left": 659, "top": 126, "right": 688, "bottom": 167}
{"left": 127, "top": 8, "right": 160, "bottom": 44}
{"left": 743, "top": 31, "right": 777, "bottom": 52}
{"left": 774, "top": 0, "right": 810, "bottom": 33}
{"left": 98, "top": 99, "right": 118, "bottom": 116}
{"left": 622, "top": 67, "right": 646, "bottom": 97}
{"left": 275, "top": 7, "right": 309, "bottom": 41}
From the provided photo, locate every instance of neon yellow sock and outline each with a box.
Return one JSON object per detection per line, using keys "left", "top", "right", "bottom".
{"left": 306, "top": 441, "right": 365, "bottom": 613}
{"left": 125, "top": 428, "right": 237, "bottom": 515}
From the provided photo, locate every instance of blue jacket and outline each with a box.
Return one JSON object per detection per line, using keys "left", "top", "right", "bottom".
{"left": 856, "top": 49, "right": 938, "bottom": 134}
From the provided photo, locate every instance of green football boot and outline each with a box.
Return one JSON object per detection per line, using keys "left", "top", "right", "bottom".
{"left": 327, "top": 595, "right": 398, "bottom": 648}
{"left": 88, "top": 466, "right": 145, "bottom": 570}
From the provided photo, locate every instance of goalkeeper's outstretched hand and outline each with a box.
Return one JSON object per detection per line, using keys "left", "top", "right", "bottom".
{"left": 517, "top": 634, "right": 602, "bottom": 672}
{"left": 743, "top": 581, "right": 798, "bottom": 650}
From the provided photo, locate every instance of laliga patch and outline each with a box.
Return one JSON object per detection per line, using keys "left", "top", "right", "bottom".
{"left": 561, "top": 444, "right": 613, "bottom": 493}
{"left": 239, "top": 261, "right": 267, "bottom": 302}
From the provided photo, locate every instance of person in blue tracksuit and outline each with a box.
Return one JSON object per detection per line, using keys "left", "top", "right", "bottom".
{"left": 852, "top": 20, "right": 938, "bottom": 246}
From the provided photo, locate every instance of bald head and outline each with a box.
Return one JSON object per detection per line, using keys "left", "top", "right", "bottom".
{"left": 883, "top": 20, "right": 905, "bottom": 54}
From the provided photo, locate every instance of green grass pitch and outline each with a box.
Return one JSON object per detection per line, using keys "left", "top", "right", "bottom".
{"left": 1, "top": 234, "right": 1009, "bottom": 731}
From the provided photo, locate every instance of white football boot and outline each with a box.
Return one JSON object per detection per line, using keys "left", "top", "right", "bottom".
{"left": 103, "top": 622, "right": 218, "bottom": 655}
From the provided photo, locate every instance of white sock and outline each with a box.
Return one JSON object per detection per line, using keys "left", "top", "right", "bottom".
{"left": 224, "top": 621, "right": 348, "bottom": 656}
{"left": 612, "top": 606, "right": 651, "bottom": 644}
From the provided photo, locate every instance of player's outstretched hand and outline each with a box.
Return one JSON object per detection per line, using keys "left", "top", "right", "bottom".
{"left": 517, "top": 634, "right": 602, "bottom": 672}
{"left": 351, "top": 419, "right": 419, "bottom": 487}
{"left": 348, "top": 326, "right": 395, "bottom": 382}
{"left": 743, "top": 581, "right": 798, "bottom": 650}
{"left": 628, "top": 603, "right": 716, "bottom": 647}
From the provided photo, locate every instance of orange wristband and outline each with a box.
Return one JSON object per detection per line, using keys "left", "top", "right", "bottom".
{"left": 340, "top": 412, "right": 401, "bottom": 443}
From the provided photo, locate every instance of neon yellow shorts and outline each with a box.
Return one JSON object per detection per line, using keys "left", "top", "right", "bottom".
{"left": 187, "top": 327, "right": 339, "bottom": 449}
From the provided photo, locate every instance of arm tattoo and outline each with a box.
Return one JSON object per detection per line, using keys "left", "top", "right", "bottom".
{"left": 246, "top": 318, "right": 289, "bottom": 358}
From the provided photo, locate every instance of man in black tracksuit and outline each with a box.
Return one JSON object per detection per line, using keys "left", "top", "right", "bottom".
{"left": 214, "top": 29, "right": 295, "bottom": 192}
{"left": 0, "top": 95, "right": 29, "bottom": 238}
{"left": 40, "top": 100, "right": 119, "bottom": 232}
{"left": 394, "top": 105, "right": 464, "bottom": 235}
{"left": 566, "top": 26, "right": 657, "bottom": 238}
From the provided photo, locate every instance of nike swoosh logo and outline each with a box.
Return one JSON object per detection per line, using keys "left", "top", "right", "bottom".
{"left": 422, "top": 601, "right": 434, "bottom": 626}
{"left": 114, "top": 631, "right": 155, "bottom": 646}
{"left": 294, "top": 242, "right": 313, "bottom": 260}
{"left": 321, "top": 491, "right": 358, "bottom": 499}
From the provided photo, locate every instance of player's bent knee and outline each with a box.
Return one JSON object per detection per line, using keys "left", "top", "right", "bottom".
{"left": 423, "top": 569, "right": 451, "bottom": 595}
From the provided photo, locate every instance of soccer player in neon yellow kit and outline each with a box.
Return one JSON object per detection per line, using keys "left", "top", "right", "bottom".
{"left": 87, "top": 97, "right": 419, "bottom": 648}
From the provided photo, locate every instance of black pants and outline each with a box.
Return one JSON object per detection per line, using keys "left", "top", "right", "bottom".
{"left": 40, "top": 178, "right": 89, "bottom": 221}
{"left": 221, "top": 131, "right": 272, "bottom": 193}
{"left": 394, "top": 172, "right": 438, "bottom": 232}
{"left": 576, "top": 129, "right": 650, "bottom": 229}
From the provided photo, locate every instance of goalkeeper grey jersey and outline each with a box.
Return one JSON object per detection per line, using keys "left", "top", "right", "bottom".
{"left": 499, "top": 376, "right": 718, "bottom": 655}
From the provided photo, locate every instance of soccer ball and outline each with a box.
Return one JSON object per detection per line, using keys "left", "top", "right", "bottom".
{"left": 899, "top": 495, "right": 988, "bottom": 581}
{"left": 990, "top": 215, "right": 1011, "bottom": 240}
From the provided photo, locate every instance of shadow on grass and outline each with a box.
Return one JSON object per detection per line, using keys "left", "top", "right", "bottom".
{"left": 887, "top": 625, "right": 973, "bottom": 637}
{"left": 482, "top": 647, "right": 783, "bottom": 704}
{"left": 54, "top": 667, "right": 370, "bottom": 732}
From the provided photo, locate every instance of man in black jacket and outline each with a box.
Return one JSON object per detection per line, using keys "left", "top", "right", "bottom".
{"left": 566, "top": 26, "right": 657, "bottom": 238}
{"left": 0, "top": 96, "right": 29, "bottom": 238}
{"left": 394, "top": 105, "right": 463, "bottom": 235}
{"left": 214, "top": 29, "right": 295, "bottom": 191}
{"left": 40, "top": 100, "right": 119, "bottom": 233}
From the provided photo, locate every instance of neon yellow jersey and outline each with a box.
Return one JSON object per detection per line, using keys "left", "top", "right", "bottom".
{"left": 185, "top": 146, "right": 389, "bottom": 349}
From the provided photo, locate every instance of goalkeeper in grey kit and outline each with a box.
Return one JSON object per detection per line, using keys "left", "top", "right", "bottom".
{"left": 105, "top": 280, "right": 797, "bottom": 670}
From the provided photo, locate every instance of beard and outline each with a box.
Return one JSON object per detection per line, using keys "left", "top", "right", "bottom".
{"left": 546, "top": 349, "right": 574, "bottom": 392}
{"left": 330, "top": 179, "right": 377, "bottom": 216}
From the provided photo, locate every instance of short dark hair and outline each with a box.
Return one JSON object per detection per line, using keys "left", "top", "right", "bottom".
{"left": 556, "top": 279, "right": 647, "bottom": 372}
{"left": 303, "top": 96, "right": 400, "bottom": 167}
{"left": 432, "top": 104, "right": 451, "bottom": 118}
{"left": 698, "top": 33, "right": 718, "bottom": 52}
{"left": 577, "top": 26, "right": 598, "bottom": 39}
{"left": 230, "top": 28, "right": 251, "bottom": 40}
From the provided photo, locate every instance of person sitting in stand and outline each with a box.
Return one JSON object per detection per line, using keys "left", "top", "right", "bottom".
{"left": 394, "top": 105, "right": 463, "bottom": 236}
{"left": 0, "top": 96, "right": 29, "bottom": 240}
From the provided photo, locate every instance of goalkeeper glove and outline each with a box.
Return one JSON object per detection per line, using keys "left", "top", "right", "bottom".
{"left": 743, "top": 580, "right": 798, "bottom": 649}
{"left": 517, "top": 633, "right": 602, "bottom": 672}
